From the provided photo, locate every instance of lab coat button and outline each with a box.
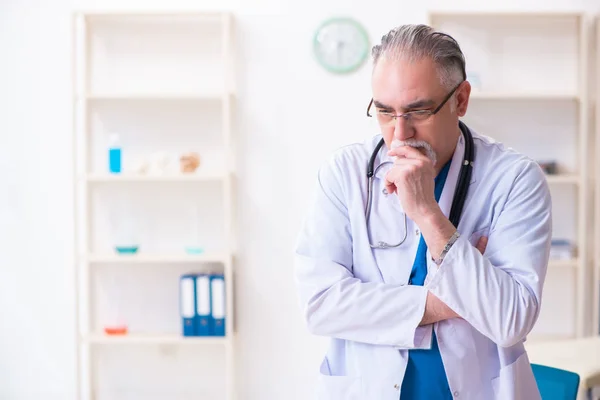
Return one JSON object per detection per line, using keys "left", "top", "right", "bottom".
{"left": 415, "top": 229, "right": 420, "bottom": 236}
{"left": 382, "top": 188, "right": 388, "bottom": 195}
{"left": 453, "top": 391, "right": 459, "bottom": 397}
{"left": 394, "top": 384, "right": 399, "bottom": 390}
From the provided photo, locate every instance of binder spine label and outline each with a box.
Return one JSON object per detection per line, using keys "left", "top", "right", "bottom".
{"left": 196, "top": 276, "right": 210, "bottom": 316}
{"left": 212, "top": 278, "right": 225, "bottom": 319}
{"left": 180, "top": 278, "right": 194, "bottom": 318}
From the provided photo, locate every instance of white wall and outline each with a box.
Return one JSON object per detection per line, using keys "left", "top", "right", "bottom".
{"left": 0, "top": 0, "right": 598, "bottom": 399}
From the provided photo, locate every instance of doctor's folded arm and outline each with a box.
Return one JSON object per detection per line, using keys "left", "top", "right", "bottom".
{"left": 294, "top": 24, "right": 552, "bottom": 400}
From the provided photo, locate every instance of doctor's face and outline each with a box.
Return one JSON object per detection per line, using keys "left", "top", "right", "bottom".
{"left": 370, "top": 57, "right": 470, "bottom": 170}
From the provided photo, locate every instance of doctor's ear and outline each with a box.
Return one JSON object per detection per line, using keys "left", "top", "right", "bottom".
{"left": 455, "top": 81, "right": 471, "bottom": 117}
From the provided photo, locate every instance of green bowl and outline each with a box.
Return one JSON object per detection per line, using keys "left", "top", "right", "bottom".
{"left": 115, "top": 246, "right": 139, "bottom": 254}
{"left": 185, "top": 246, "right": 204, "bottom": 255}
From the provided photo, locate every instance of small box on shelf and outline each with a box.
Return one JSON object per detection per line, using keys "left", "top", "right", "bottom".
{"left": 537, "top": 160, "right": 558, "bottom": 175}
{"left": 550, "top": 239, "right": 576, "bottom": 261}
{"left": 534, "top": 161, "right": 580, "bottom": 185}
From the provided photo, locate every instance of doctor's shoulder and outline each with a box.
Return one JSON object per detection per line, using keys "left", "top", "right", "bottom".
{"left": 473, "top": 134, "right": 552, "bottom": 214}
{"left": 314, "top": 135, "right": 379, "bottom": 194}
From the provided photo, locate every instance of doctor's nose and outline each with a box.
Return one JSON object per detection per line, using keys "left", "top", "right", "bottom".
{"left": 393, "top": 116, "right": 414, "bottom": 141}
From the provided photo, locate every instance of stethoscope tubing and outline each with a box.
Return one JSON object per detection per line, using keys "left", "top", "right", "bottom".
{"left": 365, "top": 121, "right": 474, "bottom": 249}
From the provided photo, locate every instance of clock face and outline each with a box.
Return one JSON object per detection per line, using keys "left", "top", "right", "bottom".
{"left": 313, "top": 17, "right": 370, "bottom": 74}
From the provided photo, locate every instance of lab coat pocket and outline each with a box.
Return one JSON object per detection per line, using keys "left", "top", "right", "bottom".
{"left": 491, "top": 352, "right": 541, "bottom": 400}
{"left": 316, "top": 357, "right": 362, "bottom": 400}
{"left": 316, "top": 374, "right": 362, "bottom": 400}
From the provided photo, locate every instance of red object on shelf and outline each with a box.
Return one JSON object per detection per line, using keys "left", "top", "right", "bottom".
{"left": 104, "top": 325, "right": 128, "bottom": 335}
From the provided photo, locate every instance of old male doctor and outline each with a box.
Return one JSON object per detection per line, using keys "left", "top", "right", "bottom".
{"left": 294, "top": 24, "right": 552, "bottom": 400}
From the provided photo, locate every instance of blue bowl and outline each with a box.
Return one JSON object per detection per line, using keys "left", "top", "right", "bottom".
{"left": 185, "top": 246, "right": 204, "bottom": 255}
{"left": 115, "top": 246, "right": 139, "bottom": 254}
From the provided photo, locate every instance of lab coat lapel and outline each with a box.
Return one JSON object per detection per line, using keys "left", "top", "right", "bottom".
{"left": 437, "top": 132, "right": 477, "bottom": 221}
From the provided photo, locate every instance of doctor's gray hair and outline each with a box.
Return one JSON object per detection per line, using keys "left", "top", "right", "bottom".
{"left": 371, "top": 24, "right": 466, "bottom": 91}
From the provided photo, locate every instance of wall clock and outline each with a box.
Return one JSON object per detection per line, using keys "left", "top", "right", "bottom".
{"left": 313, "top": 17, "right": 370, "bottom": 74}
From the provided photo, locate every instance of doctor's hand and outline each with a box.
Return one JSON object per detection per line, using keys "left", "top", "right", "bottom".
{"left": 476, "top": 236, "right": 488, "bottom": 255}
{"left": 385, "top": 146, "right": 438, "bottom": 224}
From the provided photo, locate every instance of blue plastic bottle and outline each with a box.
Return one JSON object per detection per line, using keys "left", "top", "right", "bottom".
{"left": 108, "top": 134, "right": 121, "bottom": 174}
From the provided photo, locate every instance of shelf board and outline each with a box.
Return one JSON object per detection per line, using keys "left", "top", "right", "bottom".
{"left": 86, "top": 252, "right": 231, "bottom": 264}
{"left": 549, "top": 258, "right": 579, "bottom": 268}
{"left": 83, "top": 333, "right": 228, "bottom": 345}
{"left": 429, "top": 11, "right": 583, "bottom": 19}
{"left": 470, "top": 92, "right": 579, "bottom": 101}
{"left": 85, "top": 172, "right": 228, "bottom": 183}
{"left": 83, "top": 92, "right": 232, "bottom": 101}
{"left": 525, "top": 333, "right": 577, "bottom": 344}
{"left": 545, "top": 174, "right": 580, "bottom": 185}
{"left": 81, "top": 10, "right": 227, "bottom": 18}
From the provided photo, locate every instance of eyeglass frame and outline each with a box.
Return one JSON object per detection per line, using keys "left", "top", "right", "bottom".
{"left": 366, "top": 80, "right": 464, "bottom": 125}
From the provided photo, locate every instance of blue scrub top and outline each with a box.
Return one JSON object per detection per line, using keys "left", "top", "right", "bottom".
{"left": 400, "top": 159, "right": 453, "bottom": 400}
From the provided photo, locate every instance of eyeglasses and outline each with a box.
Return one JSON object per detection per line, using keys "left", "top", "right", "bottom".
{"left": 366, "top": 81, "right": 463, "bottom": 127}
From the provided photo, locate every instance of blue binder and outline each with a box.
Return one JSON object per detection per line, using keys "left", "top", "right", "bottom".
{"left": 194, "top": 274, "right": 211, "bottom": 336}
{"left": 179, "top": 274, "right": 197, "bottom": 336}
{"left": 210, "top": 274, "right": 226, "bottom": 336}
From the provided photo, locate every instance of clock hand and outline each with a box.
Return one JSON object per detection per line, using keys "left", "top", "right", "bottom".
{"left": 336, "top": 41, "right": 345, "bottom": 64}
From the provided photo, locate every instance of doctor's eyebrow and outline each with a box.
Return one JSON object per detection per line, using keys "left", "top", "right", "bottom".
{"left": 403, "top": 98, "right": 435, "bottom": 110}
{"left": 373, "top": 100, "right": 394, "bottom": 111}
{"left": 373, "top": 98, "right": 435, "bottom": 111}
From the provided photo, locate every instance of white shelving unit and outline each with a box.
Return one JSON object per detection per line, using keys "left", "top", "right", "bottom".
{"left": 72, "top": 11, "right": 236, "bottom": 400}
{"left": 594, "top": 15, "right": 600, "bottom": 337}
{"left": 428, "top": 11, "right": 591, "bottom": 340}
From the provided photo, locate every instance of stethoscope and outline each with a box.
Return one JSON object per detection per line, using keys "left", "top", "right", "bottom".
{"left": 365, "top": 120, "right": 475, "bottom": 249}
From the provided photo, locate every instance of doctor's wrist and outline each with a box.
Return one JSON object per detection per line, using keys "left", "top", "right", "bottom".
{"left": 418, "top": 210, "right": 457, "bottom": 262}
{"left": 414, "top": 202, "right": 442, "bottom": 227}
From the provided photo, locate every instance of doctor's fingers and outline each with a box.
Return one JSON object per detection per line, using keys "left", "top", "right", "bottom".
{"left": 384, "top": 177, "right": 398, "bottom": 194}
{"left": 392, "top": 157, "right": 425, "bottom": 168}
{"left": 387, "top": 145, "right": 430, "bottom": 161}
{"left": 384, "top": 162, "right": 419, "bottom": 194}
{"left": 393, "top": 156, "right": 433, "bottom": 167}
{"left": 386, "top": 160, "right": 424, "bottom": 182}
{"left": 476, "top": 236, "right": 488, "bottom": 255}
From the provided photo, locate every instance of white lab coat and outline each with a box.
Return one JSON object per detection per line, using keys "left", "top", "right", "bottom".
{"left": 294, "top": 128, "right": 552, "bottom": 400}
